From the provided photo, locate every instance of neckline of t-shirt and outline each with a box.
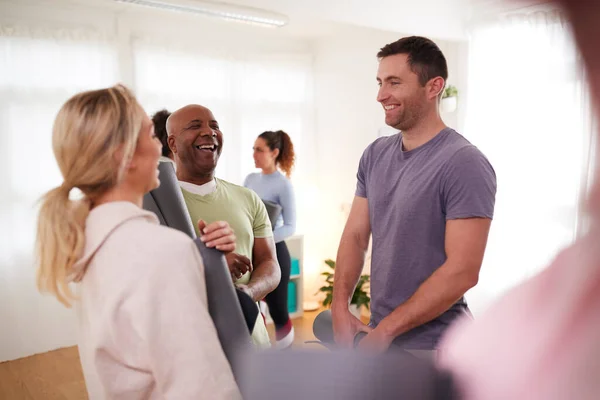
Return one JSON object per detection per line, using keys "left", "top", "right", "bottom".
{"left": 180, "top": 178, "right": 221, "bottom": 198}
{"left": 399, "top": 127, "right": 452, "bottom": 157}
{"left": 260, "top": 170, "right": 282, "bottom": 178}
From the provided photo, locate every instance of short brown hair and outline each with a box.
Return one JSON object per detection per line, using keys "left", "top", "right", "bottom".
{"left": 377, "top": 36, "right": 448, "bottom": 86}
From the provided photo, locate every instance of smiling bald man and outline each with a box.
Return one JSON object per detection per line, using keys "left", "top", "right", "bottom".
{"left": 167, "top": 104, "right": 280, "bottom": 349}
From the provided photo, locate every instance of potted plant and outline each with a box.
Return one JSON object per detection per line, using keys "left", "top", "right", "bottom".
{"left": 441, "top": 84, "right": 458, "bottom": 113}
{"left": 316, "top": 259, "right": 370, "bottom": 319}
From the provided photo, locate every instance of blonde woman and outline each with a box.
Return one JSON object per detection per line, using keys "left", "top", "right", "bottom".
{"left": 35, "top": 85, "right": 240, "bottom": 399}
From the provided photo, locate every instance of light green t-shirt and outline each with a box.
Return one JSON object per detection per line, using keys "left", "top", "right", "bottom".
{"left": 182, "top": 178, "right": 273, "bottom": 348}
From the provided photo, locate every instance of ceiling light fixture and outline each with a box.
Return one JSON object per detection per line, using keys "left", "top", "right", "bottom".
{"left": 113, "top": 0, "right": 289, "bottom": 28}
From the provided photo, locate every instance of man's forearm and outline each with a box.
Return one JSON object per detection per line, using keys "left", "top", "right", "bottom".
{"left": 378, "top": 261, "right": 477, "bottom": 338}
{"left": 246, "top": 260, "right": 280, "bottom": 302}
{"left": 332, "top": 233, "right": 368, "bottom": 310}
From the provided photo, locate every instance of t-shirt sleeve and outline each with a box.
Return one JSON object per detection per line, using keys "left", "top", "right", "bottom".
{"left": 273, "top": 178, "right": 296, "bottom": 243}
{"left": 442, "top": 145, "right": 497, "bottom": 220}
{"left": 355, "top": 145, "right": 372, "bottom": 198}
{"left": 251, "top": 191, "right": 273, "bottom": 239}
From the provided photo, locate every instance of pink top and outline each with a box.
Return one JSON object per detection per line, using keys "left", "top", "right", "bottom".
{"left": 438, "top": 227, "right": 600, "bottom": 400}
{"left": 72, "top": 202, "right": 240, "bottom": 399}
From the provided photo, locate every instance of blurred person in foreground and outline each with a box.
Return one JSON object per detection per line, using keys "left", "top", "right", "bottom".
{"left": 437, "top": 2, "right": 600, "bottom": 398}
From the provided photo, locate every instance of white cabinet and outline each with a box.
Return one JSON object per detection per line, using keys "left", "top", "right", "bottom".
{"left": 286, "top": 234, "right": 304, "bottom": 319}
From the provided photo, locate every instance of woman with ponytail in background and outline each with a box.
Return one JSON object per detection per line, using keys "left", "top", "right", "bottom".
{"left": 35, "top": 84, "right": 240, "bottom": 399}
{"left": 244, "top": 130, "right": 297, "bottom": 348}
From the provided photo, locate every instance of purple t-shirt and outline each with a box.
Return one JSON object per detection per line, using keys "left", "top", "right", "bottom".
{"left": 356, "top": 128, "right": 496, "bottom": 349}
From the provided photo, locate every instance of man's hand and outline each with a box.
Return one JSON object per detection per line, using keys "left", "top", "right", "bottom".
{"left": 198, "top": 220, "right": 235, "bottom": 252}
{"left": 331, "top": 306, "right": 372, "bottom": 348}
{"left": 356, "top": 325, "right": 394, "bottom": 354}
{"left": 225, "top": 253, "right": 253, "bottom": 282}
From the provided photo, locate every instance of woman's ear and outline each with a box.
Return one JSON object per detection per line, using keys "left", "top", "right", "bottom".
{"left": 113, "top": 146, "right": 127, "bottom": 168}
{"left": 272, "top": 148, "right": 280, "bottom": 160}
{"left": 113, "top": 145, "right": 135, "bottom": 171}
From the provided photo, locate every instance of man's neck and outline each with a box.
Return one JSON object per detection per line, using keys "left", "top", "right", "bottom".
{"left": 399, "top": 116, "right": 447, "bottom": 152}
{"left": 176, "top": 170, "right": 215, "bottom": 186}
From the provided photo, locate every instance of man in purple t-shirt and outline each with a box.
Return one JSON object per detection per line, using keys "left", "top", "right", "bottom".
{"left": 331, "top": 36, "right": 497, "bottom": 351}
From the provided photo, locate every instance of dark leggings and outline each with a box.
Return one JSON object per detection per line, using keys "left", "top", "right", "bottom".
{"left": 266, "top": 241, "right": 291, "bottom": 329}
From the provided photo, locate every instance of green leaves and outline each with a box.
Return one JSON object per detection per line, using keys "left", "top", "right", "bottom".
{"left": 442, "top": 85, "right": 458, "bottom": 99}
{"left": 315, "top": 259, "right": 370, "bottom": 311}
{"left": 351, "top": 274, "right": 370, "bottom": 310}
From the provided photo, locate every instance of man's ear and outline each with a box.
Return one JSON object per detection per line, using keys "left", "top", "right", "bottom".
{"left": 428, "top": 77, "right": 445, "bottom": 100}
{"left": 167, "top": 135, "right": 177, "bottom": 154}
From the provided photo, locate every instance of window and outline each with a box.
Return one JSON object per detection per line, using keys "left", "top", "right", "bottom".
{"left": 462, "top": 11, "right": 594, "bottom": 313}
{"left": 132, "top": 37, "right": 313, "bottom": 184}
{"left": 0, "top": 27, "right": 118, "bottom": 262}
{"left": 0, "top": 25, "right": 118, "bottom": 360}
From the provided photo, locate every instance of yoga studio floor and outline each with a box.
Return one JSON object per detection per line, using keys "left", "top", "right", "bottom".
{"left": 0, "top": 309, "right": 336, "bottom": 399}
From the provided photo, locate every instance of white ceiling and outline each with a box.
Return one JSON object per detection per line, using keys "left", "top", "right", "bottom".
{"left": 6, "top": 0, "right": 547, "bottom": 41}
{"left": 221, "top": 0, "right": 472, "bottom": 41}
{"left": 221, "top": 0, "right": 553, "bottom": 40}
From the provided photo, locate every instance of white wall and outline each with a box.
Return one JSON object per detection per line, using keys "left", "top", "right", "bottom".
{"left": 305, "top": 26, "right": 468, "bottom": 299}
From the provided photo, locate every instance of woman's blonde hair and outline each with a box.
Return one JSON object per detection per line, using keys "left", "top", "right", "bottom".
{"left": 36, "top": 84, "right": 145, "bottom": 307}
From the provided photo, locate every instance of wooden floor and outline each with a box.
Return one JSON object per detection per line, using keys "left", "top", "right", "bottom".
{"left": 0, "top": 346, "right": 88, "bottom": 400}
{"left": 0, "top": 309, "right": 326, "bottom": 399}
